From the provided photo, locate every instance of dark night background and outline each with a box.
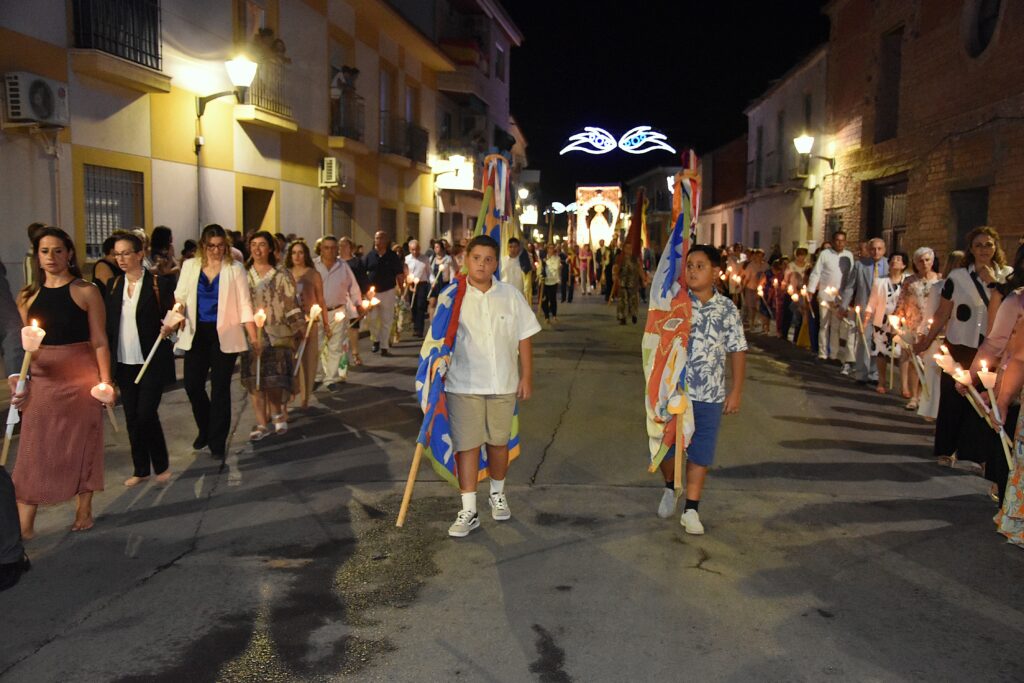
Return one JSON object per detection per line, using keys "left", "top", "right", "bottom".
{"left": 504, "top": 0, "right": 831, "bottom": 206}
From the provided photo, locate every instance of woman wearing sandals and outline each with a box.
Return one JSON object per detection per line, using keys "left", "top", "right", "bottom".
{"left": 172, "top": 224, "right": 258, "bottom": 459}
{"left": 894, "top": 247, "right": 941, "bottom": 411}
{"left": 242, "top": 231, "right": 305, "bottom": 440}
{"left": 12, "top": 227, "right": 113, "bottom": 536}
{"left": 286, "top": 239, "right": 328, "bottom": 408}
{"left": 106, "top": 231, "right": 175, "bottom": 487}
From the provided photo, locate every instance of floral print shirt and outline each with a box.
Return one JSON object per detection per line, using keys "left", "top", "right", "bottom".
{"left": 684, "top": 290, "right": 747, "bottom": 403}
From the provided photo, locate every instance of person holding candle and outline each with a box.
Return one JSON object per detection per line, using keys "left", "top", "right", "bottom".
{"left": 106, "top": 232, "right": 175, "bottom": 487}
{"left": 242, "top": 232, "right": 305, "bottom": 438}
{"left": 404, "top": 240, "right": 431, "bottom": 338}
{"left": 866, "top": 251, "right": 908, "bottom": 395}
{"left": 172, "top": 224, "right": 258, "bottom": 459}
{"left": 894, "top": 247, "right": 941, "bottom": 410}
{"left": 364, "top": 231, "right": 405, "bottom": 357}
{"left": 286, "top": 239, "right": 328, "bottom": 408}
{"left": 914, "top": 227, "right": 1011, "bottom": 467}
{"left": 315, "top": 236, "right": 363, "bottom": 386}
{"left": 808, "top": 230, "right": 855, "bottom": 366}
{"left": 12, "top": 227, "right": 112, "bottom": 536}
{"left": 840, "top": 238, "right": 889, "bottom": 385}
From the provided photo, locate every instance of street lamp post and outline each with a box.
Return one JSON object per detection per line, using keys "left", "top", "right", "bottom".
{"left": 432, "top": 154, "right": 465, "bottom": 241}
{"left": 195, "top": 57, "right": 258, "bottom": 233}
{"left": 792, "top": 134, "right": 835, "bottom": 175}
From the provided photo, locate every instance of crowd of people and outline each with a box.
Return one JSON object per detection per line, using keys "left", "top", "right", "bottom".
{"left": 725, "top": 226, "right": 1024, "bottom": 549}
{"left": 0, "top": 221, "right": 510, "bottom": 587}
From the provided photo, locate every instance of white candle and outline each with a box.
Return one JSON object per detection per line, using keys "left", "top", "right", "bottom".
{"left": 21, "top": 319, "right": 45, "bottom": 352}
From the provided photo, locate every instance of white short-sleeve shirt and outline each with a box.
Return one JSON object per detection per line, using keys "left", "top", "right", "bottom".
{"left": 445, "top": 278, "right": 542, "bottom": 395}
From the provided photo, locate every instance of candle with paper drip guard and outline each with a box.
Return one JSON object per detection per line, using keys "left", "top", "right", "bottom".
{"left": 135, "top": 303, "right": 184, "bottom": 384}
{"left": 977, "top": 359, "right": 1000, "bottom": 422}
{"left": 853, "top": 305, "right": 869, "bottom": 348}
{"left": 90, "top": 382, "right": 119, "bottom": 432}
{"left": 889, "top": 314, "right": 929, "bottom": 400}
{"left": 756, "top": 285, "right": 773, "bottom": 319}
{"left": 333, "top": 310, "right": 346, "bottom": 324}
{"left": 253, "top": 309, "right": 267, "bottom": 391}
{"left": 1, "top": 319, "right": 47, "bottom": 466}
{"left": 293, "top": 304, "right": 322, "bottom": 376}
{"left": 952, "top": 363, "right": 1014, "bottom": 468}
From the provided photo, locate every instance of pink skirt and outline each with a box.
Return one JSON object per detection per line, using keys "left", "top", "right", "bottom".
{"left": 13, "top": 342, "right": 104, "bottom": 505}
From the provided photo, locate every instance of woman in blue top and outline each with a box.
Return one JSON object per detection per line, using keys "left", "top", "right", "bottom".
{"left": 169, "top": 225, "right": 257, "bottom": 458}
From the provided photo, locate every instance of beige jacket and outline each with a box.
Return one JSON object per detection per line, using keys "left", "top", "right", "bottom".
{"left": 173, "top": 257, "right": 254, "bottom": 353}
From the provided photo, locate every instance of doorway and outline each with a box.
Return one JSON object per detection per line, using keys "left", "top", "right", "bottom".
{"left": 866, "top": 177, "right": 907, "bottom": 254}
{"left": 242, "top": 187, "right": 275, "bottom": 234}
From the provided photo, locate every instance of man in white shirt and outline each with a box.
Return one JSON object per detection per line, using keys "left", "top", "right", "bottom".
{"left": 404, "top": 240, "right": 431, "bottom": 338}
{"left": 445, "top": 234, "right": 541, "bottom": 538}
{"left": 315, "top": 235, "right": 363, "bottom": 386}
{"left": 807, "top": 229, "right": 856, "bottom": 367}
{"left": 500, "top": 236, "right": 527, "bottom": 297}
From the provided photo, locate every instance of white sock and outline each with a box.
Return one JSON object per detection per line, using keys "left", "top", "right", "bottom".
{"left": 461, "top": 492, "right": 477, "bottom": 514}
{"left": 490, "top": 478, "right": 505, "bottom": 495}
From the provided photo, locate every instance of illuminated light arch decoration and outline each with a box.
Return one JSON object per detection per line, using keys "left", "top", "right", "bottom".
{"left": 560, "top": 126, "right": 676, "bottom": 156}
{"left": 574, "top": 185, "right": 622, "bottom": 247}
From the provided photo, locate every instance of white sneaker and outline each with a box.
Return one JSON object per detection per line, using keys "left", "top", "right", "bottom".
{"left": 680, "top": 509, "right": 705, "bottom": 535}
{"left": 657, "top": 489, "right": 676, "bottom": 519}
{"left": 448, "top": 510, "right": 480, "bottom": 537}
{"left": 489, "top": 492, "right": 511, "bottom": 521}
{"left": 840, "top": 363, "right": 851, "bottom": 376}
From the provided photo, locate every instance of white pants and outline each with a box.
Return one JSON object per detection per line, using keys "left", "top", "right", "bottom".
{"left": 318, "top": 310, "right": 350, "bottom": 383}
{"left": 366, "top": 288, "right": 398, "bottom": 350}
{"left": 818, "top": 303, "right": 855, "bottom": 362}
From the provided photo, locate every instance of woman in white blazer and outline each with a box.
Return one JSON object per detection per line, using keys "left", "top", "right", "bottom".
{"left": 169, "top": 224, "right": 257, "bottom": 458}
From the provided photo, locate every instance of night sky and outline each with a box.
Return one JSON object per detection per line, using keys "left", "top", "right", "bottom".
{"left": 504, "top": 0, "right": 831, "bottom": 205}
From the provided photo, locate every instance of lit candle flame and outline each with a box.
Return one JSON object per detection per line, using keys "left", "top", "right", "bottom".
{"left": 31, "top": 319, "right": 38, "bottom": 328}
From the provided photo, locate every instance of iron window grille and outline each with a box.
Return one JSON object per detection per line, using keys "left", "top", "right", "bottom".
{"left": 84, "top": 164, "right": 144, "bottom": 259}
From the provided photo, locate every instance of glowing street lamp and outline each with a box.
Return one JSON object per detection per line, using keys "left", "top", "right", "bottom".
{"left": 197, "top": 56, "right": 258, "bottom": 117}
{"left": 518, "top": 187, "right": 530, "bottom": 200}
{"left": 792, "top": 133, "right": 836, "bottom": 172}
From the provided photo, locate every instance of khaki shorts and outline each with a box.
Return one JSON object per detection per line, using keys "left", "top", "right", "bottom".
{"left": 447, "top": 393, "right": 516, "bottom": 452}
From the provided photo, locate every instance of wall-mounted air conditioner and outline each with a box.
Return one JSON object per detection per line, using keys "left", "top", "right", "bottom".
{"left": 4, "top": 72, "right": 70, "bottom": 127}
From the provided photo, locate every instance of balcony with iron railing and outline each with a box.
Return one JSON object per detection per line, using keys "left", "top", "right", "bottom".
{"left": 73, "top": 0, "right": 161, "bottom": 70}
{"left": 379, "top": 113, "right": 429, "bottom": 166}
{"left": 70, "top": 0, "right": 170, "bottom": 92}
{"left": 245, "top": 60, "right": 292, "bottom": 119}
{"left": 331, "top": 89, "right": 365, "bottom": 142}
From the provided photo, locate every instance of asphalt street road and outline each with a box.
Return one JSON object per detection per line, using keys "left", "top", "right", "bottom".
{"left": 2, "top": 296, "right": 1023, "bottom": 682}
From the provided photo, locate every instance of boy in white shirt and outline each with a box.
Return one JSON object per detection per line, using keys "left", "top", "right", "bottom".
{"left": 445, "top": 235, "right": 542, "bottom": 537}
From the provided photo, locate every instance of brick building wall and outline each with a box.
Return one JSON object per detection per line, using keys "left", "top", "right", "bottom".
{"left": 824, "top": 0, "right": 1024, "bottom": 259}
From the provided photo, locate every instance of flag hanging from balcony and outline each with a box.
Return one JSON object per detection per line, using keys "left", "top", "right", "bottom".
{"left": 414, "top": 274, "right": 521, "bottom": 487}
{"left": 641, "top": 151, "right": 701, "bottom": 471}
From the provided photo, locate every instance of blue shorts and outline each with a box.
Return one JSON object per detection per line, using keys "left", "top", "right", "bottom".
{"left": 666, "top": 400, "right": 724, "bottom": 467}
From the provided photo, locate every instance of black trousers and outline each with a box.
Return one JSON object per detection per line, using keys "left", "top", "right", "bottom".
{"left": 934, "top": 344, "right": 979, "bottom": 459}
{"left": 115, "top": 362, "right": 169, "bottom": 477}
{"left": 411, "top": 281, "right": 430, "bottom": 336}
{"left": 603, "top": 265, "right": 614, "bottom": 301}
{"left": 0, "top": 468, "right": 21, "bottom": 564}
{"left": 184, "top": 323, "right": 238, "bottom": 456}
{"left": 542, "top": 284, "right": 559, "bottom": 319}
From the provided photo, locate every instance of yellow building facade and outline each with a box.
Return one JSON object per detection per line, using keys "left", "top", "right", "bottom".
{"left": 0, "top": 0, "right": 454, "bottom": 284}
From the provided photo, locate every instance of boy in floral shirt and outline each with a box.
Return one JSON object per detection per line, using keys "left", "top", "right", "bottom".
{"left": 658, "top": 245, "right": 747, "bottom": 534}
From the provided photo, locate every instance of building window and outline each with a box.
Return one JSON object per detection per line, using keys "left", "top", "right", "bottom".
{"left": 866, "top": 178, "right": 908, "bottom": 254}
{"left": 332, "top": 200, "right": 354, "bottom": 239}
{"left": 72, "top": 0, "right": 162, "bottom": 71}
{"left": 405, "top": 84, "right": 419, "bottom": 125}
{"left": 406, "top": 211, "right": 419, "bottom": 240}
{"left": 495, "top": 45, "right": 505, "bottom": 82}
{"left": 951, "top": 188, "right": 990, "bottom": 248}
{"left": 964, "top": 0, "right": 1002, "bottom": 58}
{"left": 83, "top": 164, "right": 144, "bottom": 260}
{"left": 379, "top": 65, "right": 395, "bottom": 150}
{"left": 775, "top": 110, "right": 786, "bottom": 181}
{"left": 875, "top": 26, "right": 904, "bottom": 143}
{"left": 380, "top": 207, "right": 397, "bottom": 242}
{"left": 755, "top": 125, "right": 764, "bottom": 188}
{"left": 721, "top": 223, "right": 728, "bottom": 246}
{"left": 752, "top": 230, "right": 761, "bottom": 249}
{"left": 803, "top": 93, "right": 813, "bottom": 128}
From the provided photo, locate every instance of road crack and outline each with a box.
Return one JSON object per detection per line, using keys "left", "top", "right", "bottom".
{"left": 690, "top": 547, "right": 722, "bottom": 575}
{"left": 530, "top": 346, "right": 586, "bottom": 486}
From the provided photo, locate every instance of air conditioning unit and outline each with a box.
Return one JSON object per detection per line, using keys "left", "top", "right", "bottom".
{"left": 319, "top": 157, "right": 341, "bottom": 188}
{"left": 4, "top": 72, "right": 70, "bottom": 127}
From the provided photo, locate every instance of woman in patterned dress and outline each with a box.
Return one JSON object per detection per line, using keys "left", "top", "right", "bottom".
{"left": 242, "top": 232, "right": 305, "bottom": 439}
{"left": 286, "top": 239, "right": 328, "bottom": 410}
{"left": 894, "top": 247, "right": 941, "bottom": 410}
{"left": 13, "top": 227, "right": 112, "bottom": 536}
